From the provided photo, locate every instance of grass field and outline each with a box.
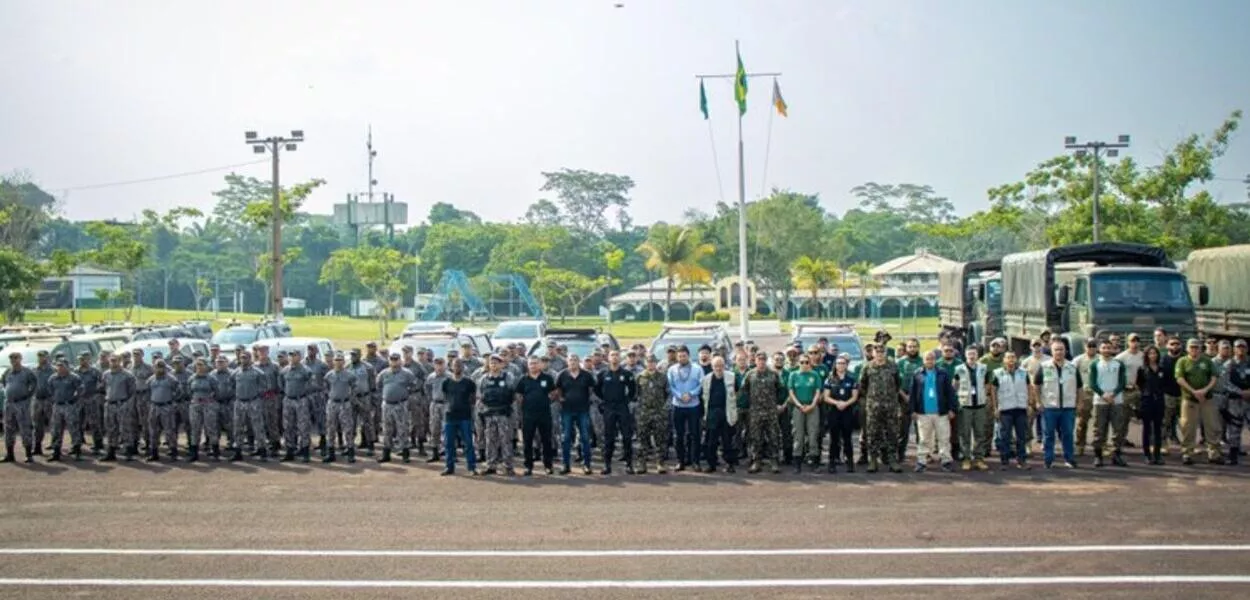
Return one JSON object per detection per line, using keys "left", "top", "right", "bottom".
{"left": 22, "top": 308, "right": 940, "bottom": 350}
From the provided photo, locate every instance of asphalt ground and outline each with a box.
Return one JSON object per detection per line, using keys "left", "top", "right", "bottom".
{"left": 2, "top": 419, "right": 1249, "bottom": 600}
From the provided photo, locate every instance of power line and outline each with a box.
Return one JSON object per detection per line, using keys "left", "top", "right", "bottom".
{"left": 49, "top": 159, "right": 268, "bottom": 193}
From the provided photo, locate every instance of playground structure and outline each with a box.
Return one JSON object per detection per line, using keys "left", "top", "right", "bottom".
{"left": 419, "top": 270, "right": 543, "bottom": 321}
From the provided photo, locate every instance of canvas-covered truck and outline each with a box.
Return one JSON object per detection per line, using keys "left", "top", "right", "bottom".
{"left": 1000, "top": 242, "right": 1206, "bottom": 357}
{"left": 1184, "top": 244, "right": 1250, "bottom": 342}
{"left": 937, "top": 259, "right": 1002, "bottom": 351}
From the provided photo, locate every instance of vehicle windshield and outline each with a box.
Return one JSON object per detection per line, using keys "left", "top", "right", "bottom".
{"left": 392, "top": 339, "right": 458, "bottom": 358}
{"left": 793, "top": 335, "right": 864, "bottom": 360}
{"left": 1091, "top": 272, "right": 1193, "bottom": 310}
{"left": 211, "top": 329, "right": 259, "bottom": 345}
{"left": 494, "top": 323, "right": 539, "bottom": 338}
{"left": 122, "top": 346, "right": 191, "bottom": 366}
{"left": 650, "top": 335, "right": 720, "bottom": 359}
{"left": 985, "top": 279, "right": 1003, "bottom": 313}
{"left": 532, "top": 340, "right": 600, "bottom": 358}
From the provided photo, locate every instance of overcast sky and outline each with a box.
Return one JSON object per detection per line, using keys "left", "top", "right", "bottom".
{"left": 3, "top": 0, "right": 1248, "bottom": 227}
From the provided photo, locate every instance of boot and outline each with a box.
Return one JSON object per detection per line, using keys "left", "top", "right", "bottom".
{"left": 323, "top": 449, "right": 337, "bottom": 464}
{"left": 364, "top": 443, "right": 374, "bottom": 458}
{"left": 257, "top": 447, "right": 268, "bottom": 462}
{"left": 1229, "top": 448, "right": 1240, "bottom": 466}
{"left": 1094, "top": 453, "right": 1105, "bottom": 468}
{"left": 125, "top": 445, "right": 137, "bottom": 461}
{"left": 401, "top": 448, "right": 410, "bottom": 464}
{"left": 417, "top": 441, "right": 427, "bottom": 457}
{"left": 300, "top": 447, "right": 310, "bottom": 463}
{"left": 48, "top": 448, "right": 62, "bottom": 462}
{"left": 100, "top": 446, "right": 116, "bottom": 462}
{"left": 281, "top": 448, "right": 295, "bottom": 462}
{"left": 230, "top": 448, "right": 243, "bottom": 462}
{"left": 425, "top": 451, "right": 441, "bottom": 464}
{"left": 2, "top": 444, "right": 15, "bottom": 463}
{"left": 1112, "top": 452, "right": 1128, "bottom": 467}
{"left": 378, "top": 448, "right": 392, "bottom": 463}
{"left": 317, "top": 437, "right": 327, "bottom": 454}
{"left": 794, "top": 460, "right": 802, "bottom": 474}
{"left": 33, "top": 440, "right": 43, "bottom": 456}
{"left": 748, "top": 461, "right": 761, "bottom": 474}
{"left": 92, "top": 439, "right": 104, "bottom": 456}
{"left": 187, "top": 446, "right": 199, "bottom": 463}
{"left": 210, "top": 445, "right": 220, "bottom": 460}
{"left": 346, "top": 448, "right": 356, "bottom": 463}
{"left": 170, "top": 447, "right": 178, "bottom": 462}
{"left": 145, "top": 449, "right": 159, "bottom": 462}
{"left": 24, "top": 448, "right": 34, "bottom": 463}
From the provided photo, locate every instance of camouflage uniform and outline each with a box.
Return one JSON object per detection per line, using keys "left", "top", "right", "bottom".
{"left": 230, "top": 365, "right": 268, "bottom": 458}
{"left": 146, "top": 374, "right": 180, "bottom": 456}
{"left": 403, "top": 359, "right": 429, "bottom": 450}
{"left": 129, "top": 361, "right": 154, "bottom": 451}
{"left": 2, "top": 367, "right": 38, "bottom": 458}
{"left": 634, "top": 368, "right": 670, "bottom": 472}
{"left": 255, "top": 358, "right": 282, "bottom": 451}
{"left": 306, "top": 355, "right": 329, "bottom": 448}
{"left": 364, "top": 353, "right": 389, "bottom": 449}
{"left": 186, "top": 374, "right": 219, "bottom": 456}
{"left": 425, "top": 370, "right": 450, "bottom": 456}
{"left": 210, "top": 365, "right": 235, "bottom": 449}
{"left": 1072, "top": 350, "right": 1097, "bottom": 455}
{"left": 377, "top": 367, "right": 416, "bottom": 454}
{"left": 100, "top": 368, "right": 137, "bottom": 457}
{"left": 479, "top": 372, "right": 515, "bottom": 471}
{"left": 77, "top": 363, "right": 104, "bottom": 453}
{"left": 350, "top": 357, "right": 378, "bottom": 451}
{"left": 742, "top": 367, "right": 784, "bottom": 471}
{"left": 323, "top": 368, "right": 358, "bottom": 457}
{"left": 32, "top": 362, "right": 55, "bottom": 453}
{"left": 280, "top": 362, "right": 314, "bottom": 455}
{"left": 169, "top": 364, "right": 193, "bottom": 444}
{"left": 858, "top": 360, "right": 902, "bottom": 470}
{"left": 47, "top": 371, "right": 84, "bottom": 456}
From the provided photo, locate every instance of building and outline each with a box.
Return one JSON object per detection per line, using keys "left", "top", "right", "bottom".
{"left": 38, "top": 266, "right": 123, "bottom": 309}
{"left": 606, "top": 249, "right": 957, "bottom": 321}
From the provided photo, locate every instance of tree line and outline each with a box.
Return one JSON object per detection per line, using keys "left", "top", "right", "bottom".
{"left": 2, "top": 111, "right": 1246, "bottom": 325}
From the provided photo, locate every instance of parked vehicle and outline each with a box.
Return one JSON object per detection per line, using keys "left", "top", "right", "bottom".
{"left": 266, "top": 337, "right": 335, "bottom": 359}
{"left": 648, "top": 323, "right": 732, "bottom": 359}
{"left": 210, "top": 324, "right": 280, "bottom": 348}
{"left": 491, "top": 320, "right": 547, "bottom": 352}
{"left": 790, "top": 321, "right": 866, "bottom": 371}
{"left": 937, "top": 259, "right": 1003, "bottom": 351}
{"left": 1184, "top": 244, "right": 1250, "bottom": 342}
{"left": 116, "top": 338, "right": 211, "bottom": 366}
{"left": 528, "top": 328, "right": 620, "bottom": 358}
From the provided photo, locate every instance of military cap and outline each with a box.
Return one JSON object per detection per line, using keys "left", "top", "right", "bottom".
{"left": 388, "top": 353, "right": 400, "bottom": 360}
{"left": 366, "top": 342, "right": 377, "bottom": 348}
{"left": 78, "top": 351, "right": 92, "bottom": 358}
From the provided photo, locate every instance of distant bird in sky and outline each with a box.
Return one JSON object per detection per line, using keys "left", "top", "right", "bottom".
{"left": 614, "top": 3, "right": 624, "bottom": 7}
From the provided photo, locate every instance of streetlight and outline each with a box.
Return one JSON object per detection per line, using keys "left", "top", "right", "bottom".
{"left": 1064, "top": 134, "right": 1130, "bottom": 243}
{"left": 244, "top": 129, "right": 305, "bottom": 318}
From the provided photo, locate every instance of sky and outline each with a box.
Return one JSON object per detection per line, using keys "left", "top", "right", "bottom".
{"left": 2, "top": 0, "right": 1249, "bottom": 228}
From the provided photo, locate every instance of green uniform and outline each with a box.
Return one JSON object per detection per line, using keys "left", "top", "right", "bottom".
{"left": 1176, "top": 354, "right": 1222, "bottom": 460}
{"left": 742, "top": 367, "right": 784, "bottom": 470}
{"left": 895, "top": 355, "right": 924, "bottom": 462}
{"left": 858, "top": 361, "right": 902, "bottom": 469}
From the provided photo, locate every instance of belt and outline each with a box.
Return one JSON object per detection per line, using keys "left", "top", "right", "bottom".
{"left": 384, "top": 399, "right": 407, "bottom": 405}
{"left": 261, "top": 391, "right": 279, "bottom": 398}
{"left": 150, "top": 401, "right": 172, "bottom": 406}
{"left": 330, "top": 397, "right": 351, "bottom": 403}
{"left": 236, "top": 397, "right": 258, "bottom": 402}
{"left": 192, "top": 397, "right": 215, "bottom": 403}
{"left": 105, "top": 399, "right": 127, "bottom": 405}
{"left": 356, "top": 392, "right": 370, "bottom": 398}
{"left": 53, "top": 401, "right": 77, "bottom": 406}
{"left": 962, "top": 404, "right": 986, "bottom": 409}
{"left": 431, "top": 398, "right": 446, "bottom": 404}
{"left": 285, "top": 394, "right": 308, "bottom": 400}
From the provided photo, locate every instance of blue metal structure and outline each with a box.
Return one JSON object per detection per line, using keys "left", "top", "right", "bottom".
{"left": 489, "top": 274, "right": 544, "bottom": 319}
{"left": 420, "top": 270, "right": 490, "bottom": 321}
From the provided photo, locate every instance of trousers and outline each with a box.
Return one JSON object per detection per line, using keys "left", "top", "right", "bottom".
{"left": 672, "top": 405, "right": 702, "bottom": 466}
{"left": 703, "top": 409, "right": 735, "bottom": 468}
{"left": 325, "top": 400, "right": 356, "bottom": 451}
{"left": 1180, "top": 398, "right": 1223, "bottom": 460}
{"left": 521, "top": 415, "right": 554, "bottom": 469}
{"left": 283, "top": 397, "right": 313, "bottom": 451}
{"left": 381, "top": 401, "right": 410, "bottom": 451}
{"left": 827, "top": 406, "right": 855, "bottom": 464}
{"left": 958, "top": 405, "right": 990, "bottom": 460}
{"left": 232, "top": 400, "right": 266, "bottom": 450}
{"left": 4, "top": 399, "right": 33, "bottom": 451}
{"left": 561, "top": 410, "right": 592, "bottom": 468}
{"left": 482, "top": 413, "right": 514, "bottom": 469}
{"left": 188, "top": 401, "right": 220, "bottom": 449}
{"left": 148, "top": 403, "right": 177, "bottom": 452}
{"left": 49, "top": 403, "right": 83, "bottom": 452}
{"left": 915, "top": 413, "right": 952, "bottom": 464}
{"left": 602, "top": 408, "right": 634, "bottom": 467}
{"left": 998, "top": 408, "right": 1029, "bottom": 463}
{"left": 790, "top": 406, "right": 820, "bottom": 460}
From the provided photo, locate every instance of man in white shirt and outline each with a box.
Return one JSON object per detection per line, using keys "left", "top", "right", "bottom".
{"left": 1090, "top": 340, "right": 1129, "bottom": 467}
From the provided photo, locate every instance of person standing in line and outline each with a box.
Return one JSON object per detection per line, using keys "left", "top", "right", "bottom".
{"left": 253, "top": 344, "right": 282, "bottom": 456}
{"left": 375, "top": 353, "right": 415, "bottom": 464}
{"left": 76, "top": 352, "right": 104, "bottom": 457}
{"left": 145, "top": 360, "right": 180, "bottom": 462}
{"left": 1035, "top": 341, "right": 1080, "bottom": 469}
{"left": 596, "top": 351, "right": 636, "bottom": 475}
{"left": 210, "top": 356, "right": 236, "bottom": 453}
{"left": 30, "top": 351, "right": 55, "bottom": 456}
{"left": 229, "top": 351, "right": 268, "bottom": 463}
{"left": 514, "top": 357, "right": 556, "bottom": 476}
{"left": 1021, "top": 339, "right": 1048, "bottom": 448}
{"left": 555, "top": 355, "right": 595, "bottom": 475}
{"left": 1225, "top": 340, "right": 1249, "bottom": 465}
{"left": 667, "top": 347, "right": 703, "bottom": 472}
{"left": 2, "top": 353, "right": 38, "bottom": 463}
{"left": 278, "top": 350, "right": 315, "bottom": 463}
{"left": 990, "top": 352, "right": 1032, "bottom": 470}
{"left": 953, "top": 346, "right": 991, "bottom": 471}
{"left": 700, "top": 356, "right": 737, "bottom": 474}
{"left": 478, "top": 355, "right": 515, "bottom": 475}
{"left": 423, "top": 358, "right": 449, "bottom": 464}
{"left": 99, "top": 355, "right": 136, "bottom": 462}
{"left": 859, "top": 345, "right": 904, "bottom": 474}
{"left": 322, "top": 354, "right": 358, "bottom": 464}
{"left": 741, "top": 352, "right": 784, "bottom": 474}
{"left": 305, "top": 344, "right": 330, "bottom": 457}
{"left": 1138, "top": 345, "right": 1167, "bottom": 465}
{"left": 936, "top": 344, "right": 964, "bottom": 462}
{"left": 185, "top": 359, "right": 219, "bottom": 462}
{"left": 979, "top": 339, "right": 1007, "bottom": 457}
{"left": 786, "top": 354, "right": 822, "bottom": 473}
{"left": 634, "top": 354, "right": 671, "bottom": 474}
{"left": 822, "top": 355, "right": 858, "bottom": 474}
{"left": 1072, "top": 340, "right": 1099, "bottom": 457}
{"left": 401, "top": 346, "right": 429, "bottom": 457}
{"left": 895, "top": 339, "right": 924, "bottom": 464}
{"left": 1176, "top": 338, "right": 1223, "bottom": 465}
{"left": 1117, "top": 334, "right": 1146, "bottom": 440}
{"left": 1089, "top": 340, "right": 1129, "bottom": 468}
{"left": 440, "top": 358, "right": 479, "bottom": 476}
{"left": 1160, "top": 337, "right": 1184, "bottom": 454}
{"left": 46, "top": 360, "right": 84, "bottom": 462}
{"left": 908, "top": 352, "right": 955, "bottom": 473}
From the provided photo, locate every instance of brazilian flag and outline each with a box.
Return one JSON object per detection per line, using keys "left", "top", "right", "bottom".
{"left": 734, "top": 49, "right": 748, "bottom": 115}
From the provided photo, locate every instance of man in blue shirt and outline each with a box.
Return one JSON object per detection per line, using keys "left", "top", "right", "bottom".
{"left": 667, "top": 346, "right": 702, "bottom": 471}
{"left": 908, "top": 352, "right": 955, "bottom": 472}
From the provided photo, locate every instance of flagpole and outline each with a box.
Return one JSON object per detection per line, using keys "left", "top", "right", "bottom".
{"left": 735, "top": 40, "right": 749, "bottom": 342}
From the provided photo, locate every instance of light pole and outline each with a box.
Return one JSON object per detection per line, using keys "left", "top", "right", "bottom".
{"left": 1064, "top": 134, "right": 1129, "bottom": 243}
{"left": 244, "top": 129, "right": 304, "bottom": 318}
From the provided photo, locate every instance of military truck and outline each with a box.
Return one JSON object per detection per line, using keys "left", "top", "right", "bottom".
{"left": 999, "top": 243, "right": 1206, "bottom": 357}
{"left": 937, "top": 259, "right": 1002, "bottom": 351}
{"left": 1184, "top": 244, "right": 1250, "bottom": 342}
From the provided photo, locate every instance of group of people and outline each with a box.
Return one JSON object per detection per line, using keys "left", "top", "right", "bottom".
{"left": 3, "top": 327, "right": 1247, "bottom": 478}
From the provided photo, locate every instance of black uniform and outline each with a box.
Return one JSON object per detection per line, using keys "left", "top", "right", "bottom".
{"left": 595, "top": 367, "right": 636, "bottom": 469}
{"left": 514, "top": 373, "right": 557, "bottom": 470}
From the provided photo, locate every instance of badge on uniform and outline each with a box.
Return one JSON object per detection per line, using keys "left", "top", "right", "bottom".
{"left": 498, "top": 380, "right": 505, "bottom": 387}
{"left": 540, "top": 380, "right": 547, "bottom": 388}
{"left": 605, "top": 375, "right": 611, "bottom": 381}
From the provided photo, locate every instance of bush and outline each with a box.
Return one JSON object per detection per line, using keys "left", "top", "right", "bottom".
{"left": 693, "top": 310, "right": 730, "bottom": 322}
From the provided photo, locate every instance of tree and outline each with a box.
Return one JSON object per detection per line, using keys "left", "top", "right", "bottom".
{"left": 790, "top": 256, "right": 839, "bottom": 319}
{"left": 539, "top": 168, "right": 635, "bottom": 236}
{"left": 0, "top": 176, "right": 56, "bottom": 253}
{"left": 320, "top": 246, "right": 417, "bottom": 339}
{"left": 636, "top": 224, "right": 714, "bottom": 318}
{"left": 530, "top": 267, "right": 605, "bottom": 322}
{"left": 523, "top": 199, "right": 563, "bottom": 227}
{"left": 427, "top": 202, "right": 481, "bottom": 225}
{"left": 847, "top": 261, "right": 877, "bottom": 320}
{"left": 93, "top": 288, "right": 113, "bottom": 319}
{"left": 0, "top": 249, "right": 46, "bottom": 323}
{"left": 83, "top": 221, "right": 148, "bottom": 320}
{"left": 603, "top": 245, "right": 625, "bottom": 325}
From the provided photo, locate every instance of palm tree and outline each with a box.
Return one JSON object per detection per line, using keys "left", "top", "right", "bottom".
{"left": 790, "top": 256, "right": 837, "bottom": 319}
{"left": 848, "top": 261, "right": 878, "bottom": 320}
{"left": 636, "top": 225, "right": 715, "bottom": 320}
{"left": 835, "top": 265, "right": 853, "bottom": 319}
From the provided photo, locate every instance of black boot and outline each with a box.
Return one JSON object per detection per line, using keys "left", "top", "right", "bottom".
{"left": 33, "top": 440, "right": 43, "bottom": 456}
{"left": 323, "top": 449, "right": 337, "bottom": 464}
{"left": 210, "top": 445, "right": 221, "bottom": 460}
{"left": 48, "top": 448, "right": 62, "bottom": 462}
{"left": 92, "top": 439, "right": 104, "bottom": 456}
{"left": 230, "top": 448, "right": 243, "bottom": 462}
{"left": 401, "top": 448, "right": 410, "bottom": 463}
{"left": 125, "top": 445, "right": 137, "bottom": 461}
{"left": 364, "top": 443, "right": 375, "bottom": 458}
{"left": 1228, "top": 448, "right": 1240, "bottom": 465}
{"left": 257, "top": 447, "right": 268, "bottom": 462}
{"left": 426, "top": 451, "right": 441, "bottom": 464}
{"left": 170, "top": 447, "right": 179, "bottom": 462}
{"left": 187, "top": 446, "right": 198, "bottom": 463}
{"left": 417, "top": 441, "right": 427, "bottom": 457}
{"left": 378, "top": 448, "right": 392, "bottom": 463}
{"left": 1112, "top": 452, "right": 1128, "bottom": 467}
{"left": 145, "top": 449, "right": 159, "bottom": 462}
{"left": 281, "top": 448, "right": 295, "bottom": 462}
{"left": 317, "top": 437, "right": 326, "bottom": 453}
{"left": 1, "top": 444, "right": 14, "bottom": 463}
{"left": 102, "top": 447, "right": 117, "bottom": 462}
{"left": 346, "top": 448, "right": 356, "bottom": 463}
{"left": 24, "top": 448, "right": 33, "bottom": 463}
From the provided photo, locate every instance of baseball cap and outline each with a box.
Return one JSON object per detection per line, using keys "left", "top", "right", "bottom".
{"left": 1235, "top": 339, "right": 1247, "bottom": 348}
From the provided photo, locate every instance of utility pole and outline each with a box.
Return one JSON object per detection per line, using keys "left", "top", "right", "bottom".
{"left": 244, "top": 129, "right": 305, "bottom": 319}
{"left": 696, "top": 41, "right": 781, "bottom": 341}
{"left": 1064, "top": 134, "right": 1129, "bottom": 243}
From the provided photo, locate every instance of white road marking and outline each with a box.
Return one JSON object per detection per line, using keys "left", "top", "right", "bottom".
{"left": 0, "top": 576, "right": 1248, "bottom": 588}
{"left": 0, "top": 544, "right": 1247, "bottom": 558}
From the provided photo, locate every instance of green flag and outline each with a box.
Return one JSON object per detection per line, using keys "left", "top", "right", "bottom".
{"left": 734, "top": 48, "right": 748, "bottom": 115}
{"left": 699, "top": 79, "right": 709, "bottom": 119}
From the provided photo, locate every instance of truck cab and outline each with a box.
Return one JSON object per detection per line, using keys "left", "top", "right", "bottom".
{"left": 1059, "top": 266, "right": 1202, "bottom": 347}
